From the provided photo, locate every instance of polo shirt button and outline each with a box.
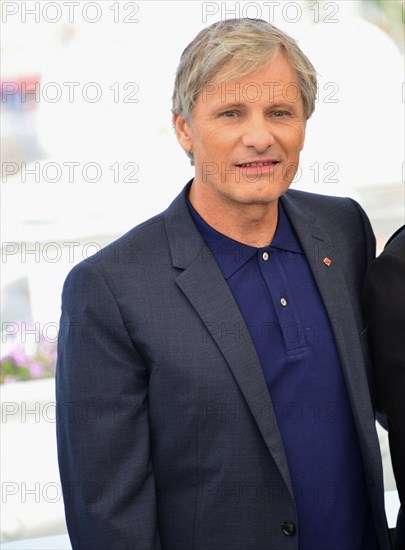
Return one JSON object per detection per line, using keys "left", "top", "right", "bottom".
{"left": 262, "top": 251, "right": 269, "bottom": 261}
{"left": 280, "top": 297, "right": 287, "bottom": 307}
{"left": 281, "top": 521, "right": 296, "bottom": 536}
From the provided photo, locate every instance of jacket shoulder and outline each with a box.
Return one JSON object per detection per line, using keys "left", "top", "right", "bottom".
{"left": 64, "top": 208, "right": 171, "bottom": 285}
{"left": 284, "top": 188, "right": 373, "bottom": 233}
{"left": 285, "top": 188, "right": 362, "bottom": 216}
{"left": 384, "top": 225, "right": 405, "bottom": 255}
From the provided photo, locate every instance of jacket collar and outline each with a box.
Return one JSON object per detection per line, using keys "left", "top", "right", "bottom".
{"left": 164, "top": 180, "right": 308, "bottom": 271}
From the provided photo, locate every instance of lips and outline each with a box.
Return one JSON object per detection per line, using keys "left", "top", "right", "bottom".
{"left": 236, "top": 160, "right": 279, "bottom": 168}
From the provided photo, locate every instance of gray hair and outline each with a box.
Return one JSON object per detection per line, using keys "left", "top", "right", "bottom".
{"left": 172, "top": 18, "right": 317, "bottom": 126}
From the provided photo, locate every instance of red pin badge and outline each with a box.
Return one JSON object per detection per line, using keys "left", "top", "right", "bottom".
{"left": 323, "top": 257, "right": 332, "bottom": 267}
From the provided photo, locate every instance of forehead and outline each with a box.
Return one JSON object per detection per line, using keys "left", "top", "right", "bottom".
{"left": 198, "top": 52, "right": 301, "bottom": 105}
{"left": 218, "top": 51, "right": 297, "bottom": 83}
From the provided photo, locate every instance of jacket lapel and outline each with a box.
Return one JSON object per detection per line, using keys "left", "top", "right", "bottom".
{"left": 164, "top": 186, "right": 294, "bottom": 499}
{"left": 280, "top": 192, "right": 376, "bottom": 435}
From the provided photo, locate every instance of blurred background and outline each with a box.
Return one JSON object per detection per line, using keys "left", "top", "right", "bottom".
{"left": 1, "top": 0, "right": 404, "bottom": 546}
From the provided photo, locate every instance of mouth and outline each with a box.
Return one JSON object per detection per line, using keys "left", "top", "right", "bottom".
{"left": 235, "top": 160, "right": 280, "bottom": 169}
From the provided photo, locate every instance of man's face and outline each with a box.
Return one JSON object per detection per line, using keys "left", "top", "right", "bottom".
{"left": 175, "top": 52, "right": 306, "bottom": 207}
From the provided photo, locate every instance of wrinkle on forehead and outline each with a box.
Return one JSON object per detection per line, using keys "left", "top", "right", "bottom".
{"left": 198, "top": 53, "right": 304, "bottom": 113}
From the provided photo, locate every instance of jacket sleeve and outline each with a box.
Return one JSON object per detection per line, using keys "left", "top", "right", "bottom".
{"left": 364, "top": 247, "right": 405, "bottom": 519}
{"left": 349, "top": 197, "right": 376, "bottom": 269}
{"left": 56, "top": 259, "right": 161, "bottom": 550}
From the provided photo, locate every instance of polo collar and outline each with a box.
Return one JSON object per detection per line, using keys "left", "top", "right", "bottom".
{"left": 187, "top": 194, "right": 303, "bottom": 280}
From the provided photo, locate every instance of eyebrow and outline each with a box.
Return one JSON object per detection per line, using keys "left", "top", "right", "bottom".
{"left": 211, "top": 101, "right": 300, "bottom": 112}
{"left": 213, "top": 102, "right": 245, "bottom": 110}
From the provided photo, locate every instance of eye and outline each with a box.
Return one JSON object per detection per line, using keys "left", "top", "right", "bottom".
{"left": 221, "top": 111, "right": 238, "bottom": 118}
{"left": 273, "top": 110, "right": 288, "bottom": 118}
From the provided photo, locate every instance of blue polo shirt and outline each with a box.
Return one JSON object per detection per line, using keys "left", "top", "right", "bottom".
{"left": 188, "top": 197, "right": 377, "bottom": 550}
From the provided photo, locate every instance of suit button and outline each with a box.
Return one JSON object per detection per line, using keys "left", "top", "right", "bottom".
{"left": 281, "top": 521, "right": 296, "bottom": 536}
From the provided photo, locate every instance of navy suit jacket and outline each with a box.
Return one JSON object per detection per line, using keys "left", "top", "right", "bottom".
{"left": 56, "top": 183, "right": 391, "bottom": 550}
{"left": 364, "top": 226, "right": 405, "bottom": 550}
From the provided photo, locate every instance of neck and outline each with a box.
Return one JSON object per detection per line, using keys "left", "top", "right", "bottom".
{"left": 188, "top": 184, "right": 279, "bottom": 248}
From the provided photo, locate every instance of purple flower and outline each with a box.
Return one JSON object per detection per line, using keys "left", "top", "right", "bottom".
{"left": 8, "top": 346, "right": 30, "bottom": 366}
{"left": 27, "top": 358, "right": 44, "bottom": 378}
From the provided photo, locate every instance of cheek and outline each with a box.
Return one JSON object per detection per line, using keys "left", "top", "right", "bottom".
{"left": 194, "top": 131, "right": 228, "bottom": 159}
{"left": 298, "top": 130, "right": 305, "bottom": 151}
{"left": 294, "top": 125, "right": 306, "bottom": 148}
{"left": 285, "top": 129, "right": 305, "bottom": 154}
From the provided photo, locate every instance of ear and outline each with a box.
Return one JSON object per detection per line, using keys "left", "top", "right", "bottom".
{"left": 173, "top": 113, "right": 193, "bottom": 155}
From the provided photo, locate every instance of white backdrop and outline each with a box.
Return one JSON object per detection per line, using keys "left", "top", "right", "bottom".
{"left": 1, "top": 0, "right": 403, "bottom": 543}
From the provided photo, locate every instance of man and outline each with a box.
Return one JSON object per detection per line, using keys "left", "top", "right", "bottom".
{"left": 56, "top": 19, "right": 391, "bottom": 550}
{"left": 364, "top": 226, "right": 405, "bottom": 550}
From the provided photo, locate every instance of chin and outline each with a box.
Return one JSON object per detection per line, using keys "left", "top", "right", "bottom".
{"left": 235, "top": 183, "right": 287, "bottom": 204}
{"left": 226, "top": 190, "right": 280, "bottom": 206}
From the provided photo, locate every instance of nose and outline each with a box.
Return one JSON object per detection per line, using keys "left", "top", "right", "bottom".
{"left": 241, "top": 114, "right": 275, "bottom": 152}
